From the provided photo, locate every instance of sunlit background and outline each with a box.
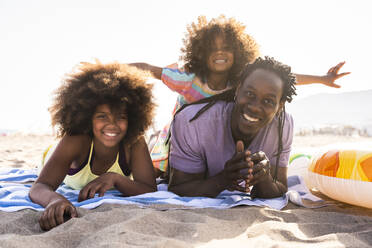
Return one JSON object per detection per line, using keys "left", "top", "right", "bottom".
{"left": 1, "top": 0, "right": 371, "bottom": 133}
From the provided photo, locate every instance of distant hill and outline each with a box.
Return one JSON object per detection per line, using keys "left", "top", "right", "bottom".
{"left": 286, "top": 89, "right": 372, "bottom": 135}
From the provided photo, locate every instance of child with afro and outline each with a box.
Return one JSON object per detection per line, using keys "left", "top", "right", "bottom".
{"left": 29, "top": 62, "right": 157, "bottom": 231}
{"left": 130, "top": 15, "right": 350, "bottom": 177}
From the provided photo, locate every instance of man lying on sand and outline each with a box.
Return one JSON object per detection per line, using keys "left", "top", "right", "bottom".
{"left": 168, "top": 57, "right": 296, "bottom": 198}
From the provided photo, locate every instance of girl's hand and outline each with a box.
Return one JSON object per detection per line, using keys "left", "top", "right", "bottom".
{"left": 247, "top": 151, "right": 271, "bottom": 186}
{"left": 321, "top": 61, "right": 350, "bottom": 88}
{"left": 78, "top": 172, "right": 119, "bottom": 202}
{"left": 39, "top": 199, "right": 77, "bottom": 231}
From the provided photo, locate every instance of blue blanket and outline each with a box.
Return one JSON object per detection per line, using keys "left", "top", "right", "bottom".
{"left": 0, "top": 168, "right": 325, "bottom": 212}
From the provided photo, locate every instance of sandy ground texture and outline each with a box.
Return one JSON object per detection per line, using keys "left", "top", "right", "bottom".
{"left": 1, "top": 133, "right": 372, "bottom": 248}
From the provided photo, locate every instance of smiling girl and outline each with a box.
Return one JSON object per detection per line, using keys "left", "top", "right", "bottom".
{"left": 29, "top": 62, "right": 156, "bottom": 231}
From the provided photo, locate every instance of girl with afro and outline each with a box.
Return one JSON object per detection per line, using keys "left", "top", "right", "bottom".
{"left": 130, "top": 15, "right": 350, "bottom": 176}
{"left": 29, "top": 62, "right": 156, "bottom": 231}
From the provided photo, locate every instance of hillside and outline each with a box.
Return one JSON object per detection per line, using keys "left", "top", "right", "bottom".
{"left": 287, "top": 89, "right": 372, "bottom": 135}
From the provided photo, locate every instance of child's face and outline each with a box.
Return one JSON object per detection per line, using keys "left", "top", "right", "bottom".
{"left": 206, "top": 35, "right": 234, "bottom": 75}
{"left": 92, "top": 104, "right": 128, "bottom": 148}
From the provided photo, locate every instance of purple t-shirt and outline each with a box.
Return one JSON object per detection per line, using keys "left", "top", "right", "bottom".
{"left": 169, "top": 101, "right": 294, "bottom": 177}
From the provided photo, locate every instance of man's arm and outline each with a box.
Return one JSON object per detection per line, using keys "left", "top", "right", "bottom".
{"left": 168, "top": 141, "right": 252, "bottom": 197}
{"left": 168, "top": 168, "right": 228, "bottom": 198}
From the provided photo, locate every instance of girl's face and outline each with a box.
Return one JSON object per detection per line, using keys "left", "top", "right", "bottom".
{"left": 92, "top": 104, "right": 128, "bottom": 148}
{"left": 231, "top": 69, "right": 284, "bottom": 142}
{"left": 206, "top": 35, "right": 234, "bottom": 74}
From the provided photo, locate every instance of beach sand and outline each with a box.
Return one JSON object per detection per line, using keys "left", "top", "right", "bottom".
{"left": 1, "top": 134, "right": 372, "bottom": 248}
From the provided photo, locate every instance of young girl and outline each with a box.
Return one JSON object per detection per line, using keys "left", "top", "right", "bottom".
{"left": 131, "top": 15, "right": 350, "bottom": 176}
{"left": 29, "top": 62, "right": 157, "bottom": 231}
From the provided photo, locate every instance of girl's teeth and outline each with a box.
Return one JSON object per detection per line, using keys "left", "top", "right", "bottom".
{"left": 105, "top": 133, "right": 117, "bottom": 137}
{"left": 243, "top": 114, "right": 259, "bottom": 122}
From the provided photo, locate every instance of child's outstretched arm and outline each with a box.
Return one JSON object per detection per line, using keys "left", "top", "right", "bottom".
{"left": 29, "top": 135, "right": 85, "bottom": 231}
{"left": 129, "top": 63, "right": 162, "bottom": 80}
{"left": 77, "top": 137, "right": 157, "bottom": 201}
{"left": 294, "top": 62, "right": 350, "bottom": 88}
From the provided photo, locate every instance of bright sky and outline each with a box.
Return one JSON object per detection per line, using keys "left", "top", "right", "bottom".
{"left": 1, "top": 0, "right": 371, "bottom": 132}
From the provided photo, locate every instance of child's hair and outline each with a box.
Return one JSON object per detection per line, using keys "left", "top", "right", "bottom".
{"left": 181, "top": 15, "right": 260, "bottom": 85}
{"left": 49, "top": 62, "right": 155, "bottom": 144}
{"left": 174, "top": 57, "right": 297, "bottom": 180}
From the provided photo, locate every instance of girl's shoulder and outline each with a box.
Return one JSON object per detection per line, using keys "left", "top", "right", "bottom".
{"left": 60, "top": 134, "right": 91, "bottom": 146}
{"left": 124, "top": 136, "right": 148, "bottom": 158}
{"left": 58, "top": 134, "right": 92, "bottom": 158}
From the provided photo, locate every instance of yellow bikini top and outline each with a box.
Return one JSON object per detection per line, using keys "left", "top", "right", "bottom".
{"left": 63, "top": 142, "right": 130, "bottom": 190}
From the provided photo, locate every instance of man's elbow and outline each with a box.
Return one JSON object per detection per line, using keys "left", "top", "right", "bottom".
{"left": 167, "top": 183, "right": 177, "bottom": 194}
{"left": 167, "top": 183, "right": 185, "bottom": 196}
{"left": 149, "top": 185, "right": 157, "bottom": 193}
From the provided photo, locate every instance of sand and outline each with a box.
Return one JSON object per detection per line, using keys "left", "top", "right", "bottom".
{"left": 1, "top": 133, "right": 372, "bottom": 248}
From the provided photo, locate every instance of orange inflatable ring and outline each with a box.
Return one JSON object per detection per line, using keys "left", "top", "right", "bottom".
{"left": 307, "top": 149, "right": 372, "bottom": 208}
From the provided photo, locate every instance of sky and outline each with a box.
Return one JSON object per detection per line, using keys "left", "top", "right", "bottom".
{"left": 1, "top": 0, "right": 371, "bottom": 133}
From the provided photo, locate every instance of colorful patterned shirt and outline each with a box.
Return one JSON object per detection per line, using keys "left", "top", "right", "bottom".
{"left": 150, "top": 63, "right": 231, "bottom": 172}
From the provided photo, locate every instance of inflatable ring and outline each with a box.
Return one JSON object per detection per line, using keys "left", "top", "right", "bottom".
{"left": 307, "top": 149, "right": 372, "bottom": 209}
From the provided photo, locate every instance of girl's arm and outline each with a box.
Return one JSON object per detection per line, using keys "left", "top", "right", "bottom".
{"left": 129, "top": 63, "right": 162, "bottom": 80}
{"left": 30, "top": 135, "right": 88, "bottom": 205}
{"left": 78, "top": 136, "right": 156, "bottom": 201}
{"left": 29, "top": 135, "right": 89, "bottom": 230}
{"left": 295, "top": 62, "right": 350, "bottom": 88}
{"left": 117, "top": 136, "right": 157, "bottom": 194}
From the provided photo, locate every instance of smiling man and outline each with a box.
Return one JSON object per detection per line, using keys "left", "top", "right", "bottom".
{"left": 167, "top": 57, "right": 297, "bottom": 199}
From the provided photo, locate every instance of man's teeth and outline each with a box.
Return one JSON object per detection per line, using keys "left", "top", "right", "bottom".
{"left": 105, "top": 133, "right": 118, "bottom": 137}
{"left": 215, "top": 59, "right": 226, "bottom": 64}
{"left": 243, "top": 114, "right": 259, "bottom": 122}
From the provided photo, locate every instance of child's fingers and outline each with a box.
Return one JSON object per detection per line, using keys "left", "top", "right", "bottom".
{"left": 79, "top": 182, "right": 99, "bottom": 201}
{"left": 336, "top": 72, "right": 351, "bottom": 79}
{"left": 87, "top": 187, "right": 97, "bottom": 199}
{"left": 45, "top": 208, "right": 57, "bottom": 231}
{"left": 39, "top": 218, "right": 47, "bottom": 231}
{"left": 329, "top": 62, "right": 343, "bottom": 74}
{"left": 329, "top": 83, "right": 341, "bottom": 88}
{"left": 335, "top": 61, "right": 345, "bottom": 71}
{"left": 67, "top": 205, "right": 78, "bottom": 218}
{"left": 39, "top": 211, "right": 51, "bottom": 231}
{"left": 98, "top": 185, "right": 110, "bottom": 197}
{"left": 78, "top": 188, "right": 88, "bottom": 202}
{"left": 55, "top": 205, "right": 66, "bottom": 225}
{"left": 48, "top": 208, "right": 58, "bottom": 230}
